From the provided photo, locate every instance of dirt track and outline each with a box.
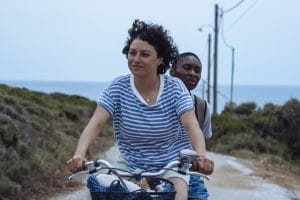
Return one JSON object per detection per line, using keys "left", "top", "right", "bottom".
{"left": 205, "top": 152, "right": 299, "bottom": 199}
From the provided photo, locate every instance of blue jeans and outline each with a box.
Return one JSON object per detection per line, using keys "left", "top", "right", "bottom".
{"left": 188, "top": 175, "right": 209, "bottom": 200}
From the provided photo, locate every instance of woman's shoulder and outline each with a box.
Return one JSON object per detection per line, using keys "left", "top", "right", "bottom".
{"left": 107, "top": 74, "right": 130, "bottom": 88}
{"left": 111, "top": 74, "right": 130, "bottom": 83}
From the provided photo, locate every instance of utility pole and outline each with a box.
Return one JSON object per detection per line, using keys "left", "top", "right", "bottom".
{"left": 213, "top": 4, "right": 219, "bottom": 115}
{"left": 207, "top": 33, "right": 211, "bottom": 104}
{"left": 230, "top": 47, "right": 235, "bottom": 106}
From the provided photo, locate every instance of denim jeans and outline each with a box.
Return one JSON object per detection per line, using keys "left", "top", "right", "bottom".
{"left": 188, "top": 175, "right": 209, "bottom": 200}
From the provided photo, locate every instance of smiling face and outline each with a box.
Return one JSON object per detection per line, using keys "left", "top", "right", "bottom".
{"left": 127, "top": 38, "right": 162, "bottom": 78}
{"left": 171, "top": 55, "right": 202, "bottom": 91}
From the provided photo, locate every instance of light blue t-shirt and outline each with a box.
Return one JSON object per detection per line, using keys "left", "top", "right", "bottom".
{"left": 98, "top": 74, "right": 194, "bottom": 172}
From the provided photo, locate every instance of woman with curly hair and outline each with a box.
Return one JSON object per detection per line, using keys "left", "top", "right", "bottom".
{"left": 67, "top": 19, "right": 213, "bottom": 200}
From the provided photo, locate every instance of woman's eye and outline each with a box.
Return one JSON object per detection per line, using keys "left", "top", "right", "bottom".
{"left": 141, "top": 53, "right": 149, "bottom": 57}
{"left": 128, "top": 51, "right": 136, "bottom": 56}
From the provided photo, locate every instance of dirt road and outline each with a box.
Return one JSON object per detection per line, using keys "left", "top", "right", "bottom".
{"left": 49, "top": 146, "right": 299, "bottom": 200}
{"left": 205, "top": 152, "right": 298, "bottom": 199}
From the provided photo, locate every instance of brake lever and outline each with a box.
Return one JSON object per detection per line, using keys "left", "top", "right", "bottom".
{"left": 68, "top": 170, "right": 90, "bottom": 181}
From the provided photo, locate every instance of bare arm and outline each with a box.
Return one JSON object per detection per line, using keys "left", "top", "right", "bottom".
{"left": 67, "top": 104, "right": 110, "bottom": 172}
{"left": 180, "top": 109, "right": 206, "bottom": 156}
{"left": 180, "top": 109, "right": 214, "bottom": 175}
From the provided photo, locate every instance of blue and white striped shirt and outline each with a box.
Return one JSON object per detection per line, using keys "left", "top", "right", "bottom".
{"left": 98, "top": 74, "right": 194, "bottom": 172}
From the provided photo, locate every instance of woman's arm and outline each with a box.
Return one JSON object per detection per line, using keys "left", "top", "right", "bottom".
{"left": 180, "top": 109, "right": 214, "bottom": 174}
{"left": 67, "top": 104, "right": 111, "bottom": 172}
{"left": 180, "top": 109, "right": 206, "bottom": 155}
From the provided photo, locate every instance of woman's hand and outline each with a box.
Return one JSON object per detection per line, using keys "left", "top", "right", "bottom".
{"left": 67, "top": 155, "right": 87, "bottom": 173}
{"left": 191, "top": 156, "right": 214, "bottom": 175}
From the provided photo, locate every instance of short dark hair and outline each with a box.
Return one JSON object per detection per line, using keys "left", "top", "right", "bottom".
{"left": 122, "top": 19, "right": 178, "bottom": 74}
{"left": 172, "top": 52, "right": 202, "bottom": 70}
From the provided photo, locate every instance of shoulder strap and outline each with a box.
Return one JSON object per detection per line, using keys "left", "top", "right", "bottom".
{"left": 194, "top": 95, "right": 206, "bottom": 130}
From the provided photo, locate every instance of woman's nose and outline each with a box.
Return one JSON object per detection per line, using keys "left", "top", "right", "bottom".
{"left": 132, "top": 54, "right": 141, "bottom": 63}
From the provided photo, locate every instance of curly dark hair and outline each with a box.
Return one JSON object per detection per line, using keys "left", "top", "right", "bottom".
{"left": 122, "top": 19, "right": 178, "bottom": 74}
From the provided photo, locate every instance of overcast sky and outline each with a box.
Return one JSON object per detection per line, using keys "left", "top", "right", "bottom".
{"left": 0, "top": 0, "right": 299, "bottom": 86}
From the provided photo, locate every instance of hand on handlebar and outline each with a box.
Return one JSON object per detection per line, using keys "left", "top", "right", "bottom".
{"left": 191, "top": 156, "right": 214, "bottom": 175}
{"left": 67, "top": 155, "right": 87, "bottom": 173}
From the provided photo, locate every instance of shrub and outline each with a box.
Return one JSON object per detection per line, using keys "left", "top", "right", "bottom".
{"left": 209, "top": 99, "right": 300, "bottom": 161}
{"left": 223, "top": 102, "right": 257, "bottom": 115}
{"left": 0, "top": 84, "right": 113, "bottom": 199}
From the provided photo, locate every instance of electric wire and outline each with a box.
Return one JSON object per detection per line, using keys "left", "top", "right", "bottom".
{"left": 197, "top": 23, "right": 231, "bottom": 102}
{"left": 220, "top": 14, "right": 234, "bottom": 49}
{"left": 226, "top": 0, "right": 259, "bottom": 31}
{"left": 222, "top": 0, "right": 246, "bottom": 14}
{"left": 201, "top": 79, "right": 231, "bottom": 101}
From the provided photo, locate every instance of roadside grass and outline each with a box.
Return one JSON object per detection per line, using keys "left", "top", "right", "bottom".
{"left": 0, "top": 84, "right": 114, "bottom": 200}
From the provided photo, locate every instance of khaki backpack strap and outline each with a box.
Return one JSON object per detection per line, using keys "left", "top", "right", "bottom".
{"left": 194, "top": 95, "right": 207, "bottom": 130}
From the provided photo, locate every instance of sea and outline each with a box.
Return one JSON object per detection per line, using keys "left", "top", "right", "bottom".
{"left": 1, "top": 80, "right": 299, "bottom": 113}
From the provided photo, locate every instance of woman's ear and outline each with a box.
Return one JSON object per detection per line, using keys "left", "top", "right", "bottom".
{"left": 157, "top": 57, "right": 163, "bottom": 66}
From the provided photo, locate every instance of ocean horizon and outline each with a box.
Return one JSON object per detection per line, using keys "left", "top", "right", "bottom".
{"left": 1, "top": 80, "right": 299, "bottom": 113}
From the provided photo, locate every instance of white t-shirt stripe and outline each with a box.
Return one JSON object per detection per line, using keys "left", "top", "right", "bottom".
{"left": 98, "top": 74, "right": 194, "bottom": 172}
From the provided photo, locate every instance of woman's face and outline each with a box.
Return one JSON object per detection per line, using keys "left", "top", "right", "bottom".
{"left": 127, "top": 38, "right": 162, "bottom": 77}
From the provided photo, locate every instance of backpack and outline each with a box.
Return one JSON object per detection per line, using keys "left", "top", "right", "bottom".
{"left": 193, "top": 94, "right": 207, "bottom": 130}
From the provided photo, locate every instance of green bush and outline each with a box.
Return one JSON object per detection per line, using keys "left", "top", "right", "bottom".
{"left": 223, "top": 102, "right": 257, "bottom": 115}
{"left": 0, "top": 84, "right": 112, "bottom": 199}
{"left": 209, "top": 99, "right": 300, "bottom": 161}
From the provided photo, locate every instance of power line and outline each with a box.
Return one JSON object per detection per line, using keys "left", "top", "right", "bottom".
{"left": 199, "top": 1, "right": 252, "bottom": 112}
{"left": 219, "top": 9, "right": 236, "bottom": 106}
{"left": 220, "top": 0, "right": 259, "bottom": 47}
{"left": 226, "top": 0, "right": 259, "bottom": 31}
{"left": 222, "top": 0, "right": 246, "bottom": 14}
{"left": 219, "top": 0, "right": 259, "bottom": 106}
{"left": 220, "top": 14, "right": 234, "bottom": 49}
{"left": 201, "top": 79, "right": 231, "bottom": 102}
